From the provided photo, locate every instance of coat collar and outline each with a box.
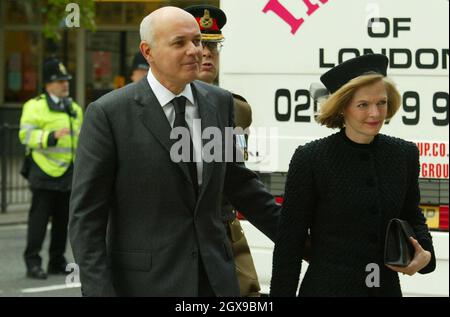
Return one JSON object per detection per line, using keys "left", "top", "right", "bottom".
{"left": 45, "top": 92, "right": 65, "bottom": 112}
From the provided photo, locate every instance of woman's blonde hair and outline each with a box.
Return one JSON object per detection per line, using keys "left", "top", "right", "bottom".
{"left": 316, "top": 74, "right": 401, "bottom": 129}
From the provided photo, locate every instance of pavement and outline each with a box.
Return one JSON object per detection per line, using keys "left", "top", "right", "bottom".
{"left": 0, "top": 222, "right": 80, "bottom": 297}
{"left": 0, "top": 204, "right": 29, "bottom": 226}
{"left": 0, "top": 200, "right": 82, "bottom": 297}
{"left": 0, "top": 203, "right": 82, "bottom": 297}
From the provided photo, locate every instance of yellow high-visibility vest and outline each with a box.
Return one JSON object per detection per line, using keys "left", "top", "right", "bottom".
{"left": 19, "top": 94, "right": 83, "bottom": 177}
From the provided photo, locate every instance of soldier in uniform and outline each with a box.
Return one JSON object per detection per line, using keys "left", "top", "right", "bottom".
{"left": 185, "top": 5, "right": 260, "bottom": 297}
{"left": 19, "top": 58, "right": 83, "bottom": 279}
{"left": 130, "top": 52, "right": 149, "bottom": 83}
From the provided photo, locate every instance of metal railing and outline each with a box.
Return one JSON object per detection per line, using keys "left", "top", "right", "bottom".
{"left": 0, "top": 124, "right": 31, "bottom": 213}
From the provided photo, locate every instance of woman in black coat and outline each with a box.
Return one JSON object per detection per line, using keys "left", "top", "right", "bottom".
{"left": 270, "top": 54, "right": 436, "bottom": 297}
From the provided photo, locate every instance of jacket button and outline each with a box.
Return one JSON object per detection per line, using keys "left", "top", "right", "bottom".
{"left": 366, "top": 178, "right": 375, "bottom": 187}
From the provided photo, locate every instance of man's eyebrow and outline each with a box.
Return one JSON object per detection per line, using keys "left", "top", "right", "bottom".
{"left": 170, "top": 35, "right": 186, "bottom": 42}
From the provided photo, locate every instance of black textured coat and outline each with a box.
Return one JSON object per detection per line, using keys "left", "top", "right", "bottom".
{"left": 270, "top": 130, "right": 436, "bottom": 297}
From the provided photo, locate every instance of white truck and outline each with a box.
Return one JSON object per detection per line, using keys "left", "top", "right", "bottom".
{"left": 219, "top": 0, "right": 449, "bottom": 296}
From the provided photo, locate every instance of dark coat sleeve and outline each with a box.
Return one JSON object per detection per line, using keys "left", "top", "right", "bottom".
{"left": 401, "top": 144, "right": 436, "bottom": 274}
{"left": 232, "top": 95, "right": 252, "bottom": 130}
{"left": 69, "top": 102, "right": 117, "bottom": 296}
{"left": 223, "top": 92, "right": 281, "bottom": 242}
{"left": 270, "top": 145, "right": 317, "bottom": 297}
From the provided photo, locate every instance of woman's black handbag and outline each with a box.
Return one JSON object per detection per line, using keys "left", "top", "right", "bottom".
{"left": 384, "top": 218, "right": 416, "bottom": 267}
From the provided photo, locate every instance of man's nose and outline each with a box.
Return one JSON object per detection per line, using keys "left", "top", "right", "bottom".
{"left": 202, "top": 47, "right": 212, "bottom": 57}
{"left": 187, "top": 42, "right": 201, "bottom": 56}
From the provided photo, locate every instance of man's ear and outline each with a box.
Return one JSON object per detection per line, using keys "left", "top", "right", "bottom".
{"left": 140, "top": 41, "right": 152, "bottom": 64}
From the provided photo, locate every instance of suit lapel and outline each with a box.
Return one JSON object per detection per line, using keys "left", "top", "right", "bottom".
{"left": 134, "top": 78, "right": 193, "bottom": 185}
{"left": 192, "top": 81, "right": 221, "bottom": 201}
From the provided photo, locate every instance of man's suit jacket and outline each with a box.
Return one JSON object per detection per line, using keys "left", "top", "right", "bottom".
{"left": 69, "top": 78, "right": 280, "bottom": 297}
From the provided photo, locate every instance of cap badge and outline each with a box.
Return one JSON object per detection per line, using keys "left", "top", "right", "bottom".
{"left": 59, "top": 63, "right": 67, "bottom": 75}
{"left": 200, "top": 9, "right": 213, "bottom": 29}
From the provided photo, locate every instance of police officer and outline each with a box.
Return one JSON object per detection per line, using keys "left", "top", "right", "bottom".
{"left": 19, "top": 58, "right": 83, "bottom": 279}
{"left": 130, "top": 52, "right": 149, "bottom": 83}
{"left": 185, "top": 5, "right": 260, "bottom": 297}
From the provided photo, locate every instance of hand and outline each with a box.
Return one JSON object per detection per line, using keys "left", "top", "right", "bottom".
{"left": 385, "top": 237, "right": 432, "bottom": 276}
{"left": 54, "top": 127, "right": 70, "bottom": 139}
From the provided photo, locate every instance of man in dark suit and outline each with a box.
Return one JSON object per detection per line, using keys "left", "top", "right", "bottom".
{"left": 69, "top": 6, "right": 280, "bottom": 297}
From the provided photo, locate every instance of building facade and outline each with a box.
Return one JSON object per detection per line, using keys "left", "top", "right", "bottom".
{"left": 0, "top": 0, "right": 219, "bottom": 124}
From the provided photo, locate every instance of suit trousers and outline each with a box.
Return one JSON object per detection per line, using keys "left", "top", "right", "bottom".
{"left": 24, "top": 188, "right": 70, "bottom": 269}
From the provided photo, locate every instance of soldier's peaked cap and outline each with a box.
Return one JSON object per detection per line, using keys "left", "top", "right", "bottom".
{"left": 184, "top": 5, "right": 227, "bottom": 42}
{"left": 320, "top": 54, "right": 389, "bottom": 94}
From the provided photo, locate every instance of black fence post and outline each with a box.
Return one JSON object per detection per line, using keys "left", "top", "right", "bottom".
{"left": 1, "top": 123, "right": 8, "bottom": 213}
